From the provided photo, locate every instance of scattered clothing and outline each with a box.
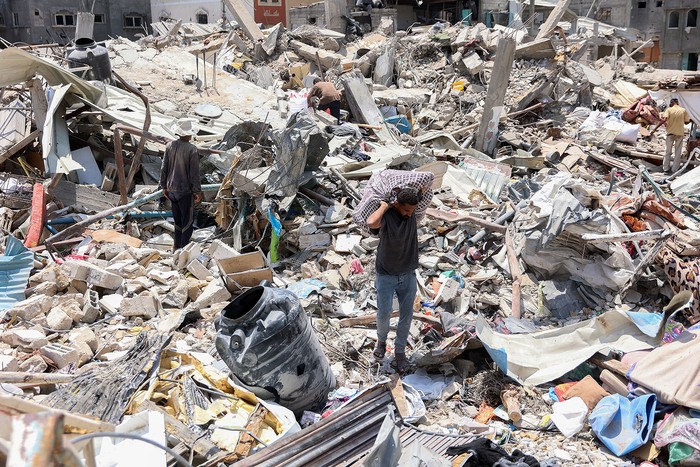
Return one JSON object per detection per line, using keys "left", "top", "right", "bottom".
{"left": 445, "top": 438, "right": 539, "bottom": 467}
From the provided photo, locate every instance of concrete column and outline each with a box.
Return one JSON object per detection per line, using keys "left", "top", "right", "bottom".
{"left": 325, "top": 0, "right": 347, "bottom": 33}
{"left": 76, "top": 12, "right": 95, "bottom": 39}
{"left": 475, "top": 37, "right": 516, "bottom": 156}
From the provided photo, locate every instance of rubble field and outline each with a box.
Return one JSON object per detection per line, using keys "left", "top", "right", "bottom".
{"left": 0, "top": 6, "right": 699, "bottom": 467}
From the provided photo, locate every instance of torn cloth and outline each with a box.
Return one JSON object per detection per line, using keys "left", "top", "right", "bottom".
{"left": 352, "top": 170, "right": 434, "bottom": 230}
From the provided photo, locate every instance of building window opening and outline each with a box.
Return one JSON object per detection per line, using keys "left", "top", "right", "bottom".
{"left": 95, "top": 13, "right": 105, "bottom": 23}
{"left": 12, "top": 12, "right": 20, "bottom": 26}
{"left": 0, "top": 14, "right": 5, "bottom": 26}
{"left": 669, "top": 11, "right": 680, "bottom": 28}
{"left": 655, "top": 0, "right": 662, "bottom": 5}
{"left": 638, "top": 1, "right": 646, "bottom": 7}
{"left": 196, "top": 13, "right": 208, "bottom": 24}
{"left": 55, "top": 12, "right": 75, "bottom": 26}
{"left": 124, "top": 15, "right": 143, "bottom": 28}
{"left": 688, "top": 9, "right": 697, "bottom": 27}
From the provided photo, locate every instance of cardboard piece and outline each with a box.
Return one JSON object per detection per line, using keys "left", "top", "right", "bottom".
{"left": 217, "top": 251, "right": 273, "bottom": 292}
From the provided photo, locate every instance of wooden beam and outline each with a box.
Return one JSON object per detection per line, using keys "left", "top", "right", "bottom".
{"left": 0, "top": 395, "right": 114, "bottom": 433}
{"left": 0, "top": 129, "right": 41, "bottom": 165}
{"left": 536, "top": 0, "right": 573, "bottom": 39}
{"left": 386, "top": 375, "right": 410, "bottom": 419}
{"left": 582, "top": 229, "right": 670, "bottom": 244}
{"left": 505, "top": 229, "right": 522, "bottom": 319}
{"left": 426, "top": 208, "right": 507, "bottom": 233}
{"left": 589, "top": 353, "right": 631, "bottom": 377}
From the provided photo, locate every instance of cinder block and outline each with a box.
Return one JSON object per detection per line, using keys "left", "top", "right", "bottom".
{"left": 68, "top": 326, "right": 98, "bottom": 352}
{"left": 82, "top": 289, "right": 101, "bottom": 323}
{"left": 40, "top": 343, "right": 80, "bottom": 369}
{"left": 207, "top": 240, "right": 239, "bottom": 261}
{"left": 64, "top": 260, "right": 123, "bottom": 290}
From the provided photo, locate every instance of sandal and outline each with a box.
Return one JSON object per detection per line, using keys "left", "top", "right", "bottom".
{"left": 373, "top": 341, "right": 387, "bottom": 360}
{"left": 394, "top": 352, "right": 410, "bottom": 373}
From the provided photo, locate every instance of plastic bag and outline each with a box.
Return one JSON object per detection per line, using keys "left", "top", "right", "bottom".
{"left": 589, "top": 394, "right": 657, "bottom": 456}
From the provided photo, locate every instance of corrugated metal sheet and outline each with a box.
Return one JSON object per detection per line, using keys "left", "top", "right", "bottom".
{"left": 0, "top": 236, "right": 34, "bottom": 313}
{"left": 237, "top": 383, "right": 477, "bottom": 467}
{"left": 460, "top": 154, "right": 512, "bottom": 203}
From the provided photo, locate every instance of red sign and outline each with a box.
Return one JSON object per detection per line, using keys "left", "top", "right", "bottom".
{"left": 254, "top": 1, "right": 286, "bottom": 26}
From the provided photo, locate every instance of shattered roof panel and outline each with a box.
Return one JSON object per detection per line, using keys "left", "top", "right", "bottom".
{"left": 0, "top": 48, "right": 105, "bottom": 106}
{"left": 151, "top": 21, "right": 223, "bottom": 39}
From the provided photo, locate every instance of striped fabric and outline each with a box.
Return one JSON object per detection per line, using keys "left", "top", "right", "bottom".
{"left": 0, "top": 236, "right": 34, "bottom": 315}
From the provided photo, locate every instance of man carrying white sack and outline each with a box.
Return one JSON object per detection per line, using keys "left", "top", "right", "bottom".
{"left": 353, "top": 170, "right": 434, "bottom": 372}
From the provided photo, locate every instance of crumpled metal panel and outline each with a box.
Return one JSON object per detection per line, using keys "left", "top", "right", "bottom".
{"left": 0, "top": 236, "right": 34, "bottom": 315}
{"left": 459, "top": 154, "right": 512, "bottom": 203}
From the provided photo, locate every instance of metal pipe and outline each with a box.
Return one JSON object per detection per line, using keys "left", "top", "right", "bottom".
{"left": 466, "top": 209, "right": 515, "bottom": 245}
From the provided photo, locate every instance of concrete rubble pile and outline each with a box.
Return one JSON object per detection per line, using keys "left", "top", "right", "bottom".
{"left": 0, "top": 3, "right": 699, "bottom": 466}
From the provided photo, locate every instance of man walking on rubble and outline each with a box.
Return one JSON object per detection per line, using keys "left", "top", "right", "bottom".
{"left": 307, "top": 77, "right": 342, "bottom": 124}
{"left": 160, "top": 119, "right": 202, "bottom": 251}
{"left": 661, "top": 97, "right": 691, "bottom": 173}
{"left": 353, "top": 170, "right": 434, "bottom": 373}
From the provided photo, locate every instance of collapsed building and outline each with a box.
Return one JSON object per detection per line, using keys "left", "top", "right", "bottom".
{"left": 0, "top": 0, "right": 699, "bottom": 465}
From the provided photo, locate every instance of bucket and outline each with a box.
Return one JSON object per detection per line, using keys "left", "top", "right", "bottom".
{"left": 214, "top": 286, "right": 335, "bottom": 416}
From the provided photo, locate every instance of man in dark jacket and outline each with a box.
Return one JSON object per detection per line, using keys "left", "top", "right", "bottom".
{"left": 160, "top": 119, "right": 202, "bottom": 250}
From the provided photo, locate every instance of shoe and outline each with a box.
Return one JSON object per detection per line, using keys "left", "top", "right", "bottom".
{"left": 373, "top": 341, "right": 386, "bottom": 360}
{"left": 394, "top": 352, "right": 410, "bottom": 373}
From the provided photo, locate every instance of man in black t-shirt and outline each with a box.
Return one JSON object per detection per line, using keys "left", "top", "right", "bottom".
{"left": 366, "top": 188, "right": 421, "bottom": 372}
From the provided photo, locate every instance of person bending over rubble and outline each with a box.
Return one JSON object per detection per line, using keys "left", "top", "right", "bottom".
{"left": 307, "top": 77, "right": 341, "bottom": 124}
{"left": 160, "top": 119, "right": 202, "bottom": 251}
{"left": 357, "top": 171, "right": 434, "bottom": 373}
{"left": 661, "top": 98, "right": 692, "bottom": 173}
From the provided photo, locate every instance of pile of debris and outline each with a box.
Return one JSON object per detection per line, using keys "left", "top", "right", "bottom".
{"left": 0, "top": 1, "right": 699, "bottom": 466}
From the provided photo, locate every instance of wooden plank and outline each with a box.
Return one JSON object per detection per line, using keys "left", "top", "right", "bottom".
{"left": 137, "top": 400, "right": 221, "bottom": 459}
{"left": 224, "top": 269, "right": 274, "bottom": 292}
{"left": 0, "top": 395, "right": 114, "bottom": 433}
{"left": 24, "top": 183, "right": 46, "bottom": 248}
{"left": 505, "top": 229, "right": 522, "bottom": 319}
{"left": 90, "top": 229, "right": 143, "bottom": 248}
{"left": 217, "top": 252, "right": 266, "bottom": 274}
{"left": 425, "top": 208, "right": 507, "bottom": 233}
{"left": 0, "top": 372, "right": 74, "bottom": 385}
{"left": 581, "top": 229, "right": 669, "bottom": 244}
{"left": 386, "top": 375, "right": 410, "bottom": 419}
{"left": 338, "top": 311, "right": 442, "bottom": 331}
{"left": 536, "top": 0, "right": 573, "bottom": 39}
{"left": 589, "top": 353, "right": 631, "bottom": 377}
{"left": 0, "top": 129, "right": 41, "bottom": 164}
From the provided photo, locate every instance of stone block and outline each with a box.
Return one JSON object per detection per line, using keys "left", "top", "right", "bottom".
{"left": 64, "top": 260, "right": 123, "bottom": 290}
{"left": 298, "top": 222, "right": 318, "bottom": 235}
{"left": 8, "top": 295, "right": 52, "bottom": 321}
{"left": 176, "top": 243, "right": 202, "bottom": 269}
{"left": 2, "top": 329, "right": 48, "bottom": 349}
{"left": 121, "top": 293, "right": 158, "bottom": 320}
{"left": 193, "top": 279, "right": 231, "bottom": 310}
{"left": 99, "top": 294, "right": 123, "bottom": 314}
{"left": 40, "top": 343, "right": 80, "bottom": 369}
{"left": 30, "top": 281, "right": 58, "bottom": 297}
{"left": 29, "top": 266, "right": 70, "bottom": 291}
{"left": 0, "top": 355, "right": 18, "bottom": 372}
{"left": 301, "top": 261, "right": 322, "bottom": 279}
{"left": 207, "top": 240, "right": 240, "bottom": 261}
{"left": 46, "top": 308, "right": 73, "bottom": 331}
{"left": 163, "top": 280, "right": 188, "bottom": 308}
{"left": 68, "top": 326, "right": 98, "bottom": 352}
{"left": 187, "top": 258, "right": 211, "bottom": 281}
{"left": 53, "top": 293, "right": 85, "bottom": 309}
{"left": 18, "top": 354, "right": 48, "bottom": 373}
{"left": 71, "top": 341, "right": 94, "bottom": 366}
{"left": 61, "top": 300, "right": 86, "bottom": 323}
{"left": 298, "top": 233, "right": 331, "bottom": 249}
{"left": 360, "top": 237, "right": 380, "bottom": 250}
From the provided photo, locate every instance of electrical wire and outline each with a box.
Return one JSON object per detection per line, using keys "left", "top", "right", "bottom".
{"left": 70, "top": 432, "right": 193, "bottom": 467}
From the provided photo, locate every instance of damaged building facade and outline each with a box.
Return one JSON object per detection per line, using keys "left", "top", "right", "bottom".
{"left": 0, "top": 0, "right": 152, "bottom": 44}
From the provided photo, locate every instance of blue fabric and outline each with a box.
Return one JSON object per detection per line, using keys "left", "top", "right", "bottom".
{"left": 0, "top": 236, "right": 34, "bottom": 314}
{"left": 375, "top": 270, "right": 417, "bottom": 352}
{"left": 625, "top": 311, "right": 664, "bottom": 337}
{"left": 589, "top": 394, "right": 657, "bottom": 456}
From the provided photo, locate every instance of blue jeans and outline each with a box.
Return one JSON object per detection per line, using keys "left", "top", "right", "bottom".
{"left": 375, "top": 270, "right": 417, "bottom": 353}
